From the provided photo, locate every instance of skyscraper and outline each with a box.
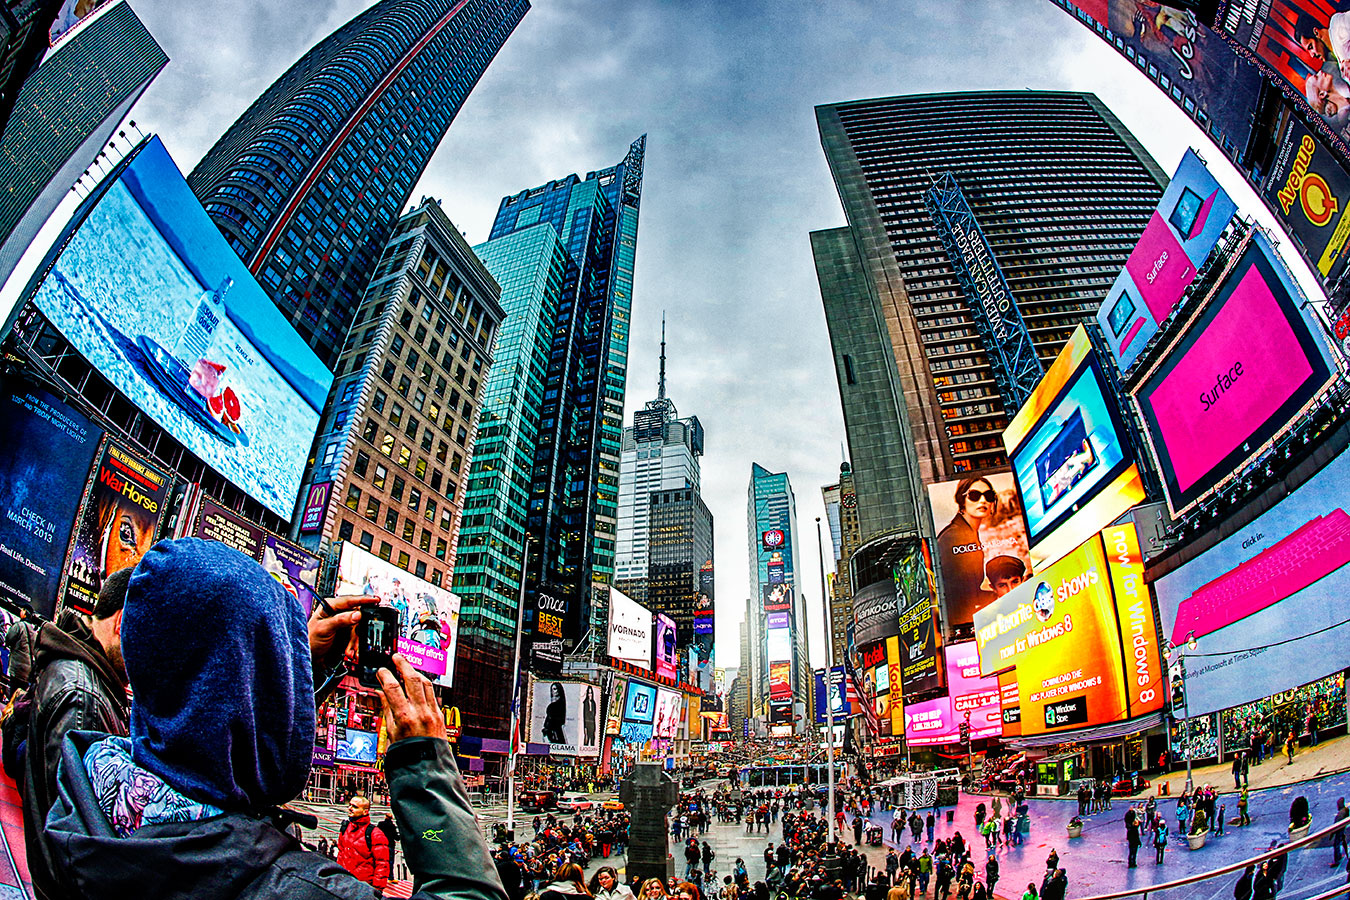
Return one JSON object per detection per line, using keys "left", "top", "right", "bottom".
{"left": 814, "top": 90, "right": 1165, "bottom": 536}
{"left": 615, "top": 318, "right": 705, "bottom": 603}
{"left": 484, "top": 136, "right": 646, "bottom": 653}
{"left": 748, "top": 463, "right": 806, "bottom": 734}
{"left": 646, "top": 486, "right": 713, "bottom": 647}
{"left": 821, "top": 462, "right": 860, "bottom": 665}
{"left": 0, "top": 3, "right": 167, "bottom": 299}
{"left": 189, "top": 0, "right": 529, "bottom": 368}
{"left": 0, "top": 0, "right": 61, "bottom": 136}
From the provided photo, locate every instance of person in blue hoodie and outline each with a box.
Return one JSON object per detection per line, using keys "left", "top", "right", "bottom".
{"left": 41, "top": 537, "right": 508, "bottom": 900}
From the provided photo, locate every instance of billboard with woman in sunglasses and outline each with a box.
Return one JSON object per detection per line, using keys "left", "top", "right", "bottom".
{"left": 928, "top": 472, "right": 1031, "bottom": 631}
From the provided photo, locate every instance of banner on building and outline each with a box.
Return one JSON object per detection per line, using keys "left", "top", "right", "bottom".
{"left": 528, "top": 678, "right": 600, "bottom": 756}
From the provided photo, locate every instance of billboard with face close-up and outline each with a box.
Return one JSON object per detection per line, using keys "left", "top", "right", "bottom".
{"left": 1154, "top": 443, "right": 1350, "bottom": 716}
{"left": 653, "top": 688, "right": 683, "bottom": 740}
{"left": 974, "top": 524, "right": 1164, "bottom": 737}
{"left": 334, "top": 541, "right": 461, "bottom": 687}
{"left": 928, "top": 471, "right": 1033, "bottom": 630}
{"left": 654, "top": 613, "right": 678, "bottom": 681}
{"left": 1133, "top": 230, "right": 1337, "bottom": 517}
{"left": 1261, "top": 117, "right": 1350, "bottom": 292}
{"left": 529, "top": 679, "right": 600, "bottom": 757}
{"left": 64, "top": 441, "right": 170, "bottom": 615}
{"left": 1005, "top": 326, "right": 1146, "bottom": 569}
{"left": 0, "top": 382, "right": 102, "bottom": 617}
{"left": 25, "top": 137, "right": 331, "bottom": 519}
{"left": 1097, "top": 150, "right": 1238, "bottom": 371}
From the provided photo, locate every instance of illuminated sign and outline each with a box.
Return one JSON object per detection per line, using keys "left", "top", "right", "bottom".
{"left": 762, "top": 529, "right": 785, "bottom": 550}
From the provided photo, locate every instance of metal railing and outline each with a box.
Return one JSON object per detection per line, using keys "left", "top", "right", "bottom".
{"left": 1069, "top": 816, "right": 1350, "bottom": 900}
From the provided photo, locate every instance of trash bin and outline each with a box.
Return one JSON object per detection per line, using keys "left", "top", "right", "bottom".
{"left": 946, "top": 810, "right": 955, "bottom": 823}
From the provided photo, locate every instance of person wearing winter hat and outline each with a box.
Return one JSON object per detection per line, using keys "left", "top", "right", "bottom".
{"left": 42, "top": 537, "right": 508, "bottom": 900}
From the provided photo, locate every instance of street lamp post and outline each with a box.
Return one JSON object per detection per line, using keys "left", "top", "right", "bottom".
{"left": 1163, "top": 631, "right": 1198, "bottom": 794}
{"left": 506, "top": 534, "right": 531, "bottom": 838}
{"left": 815, "top": 517, "right": 837, "bottom": 846}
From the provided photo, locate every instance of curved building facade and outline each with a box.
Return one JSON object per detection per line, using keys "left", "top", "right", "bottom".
{"left": 189, "top": 0, "right": 529, "bottom": 368}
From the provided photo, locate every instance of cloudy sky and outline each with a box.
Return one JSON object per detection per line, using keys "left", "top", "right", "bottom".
{"left": 126, "top": 0, "right": 1307, "bottom": 672}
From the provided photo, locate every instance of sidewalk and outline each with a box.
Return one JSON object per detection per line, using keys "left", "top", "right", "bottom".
{"left": 1151, "top": 733, "right": 1350, "bottom": 798}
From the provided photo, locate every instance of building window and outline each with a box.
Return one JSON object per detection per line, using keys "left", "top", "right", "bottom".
{"left": 321, "top": 443, "right": 337, "bottom": 467}
{"left": 435, "top": 538, "right": 447, "bottom": 560}
{"left": 397, "top": 551, "right": 410, "bottom": 569}
{"left": 353, "top": 450, "right": 370, "bottom": 478}
{"left": 364, "top": 497, "right": 380, "bottom": 521}
{"left": 384, "top": 508, "right": 399, "bottom": 532}
{"left": 389, "top": 404, "right": 404, "bottom": 427}
{"left": 439, "top": 508, "right": 452, "bottom": 530}
{"left": 402, "top": 517, "right": 416, "bottom": 541}
{"left": 409, "top": 488, "right": 421, "bottom": 512}
{"left": 391, "top": 476, "right": 406, "bottom": 501}
{"left": 378, "top": 542, "right": 393, "bottom": 561}
{"left": 397, "top": 376, "right": 411, "bottom": 397}
{"left": 414, "top": 560, "right": 427, "bottom": 579}
{"left": 359, "top": 530, "right": 374, "bottom": 550}
{"left": 415, "top": 458, "right": 427, "bottom": 479}
{"left": 373, "top": 464, "right": 388, "bottom": 490}
{"left": 338, "top": 520, "right": 354, "bottom": 541}
{"left": 380, "top": 433, "right": 395, "bottom": 456}
{"left": 398, "top": 445, "right": 412, "bottom": 468}
{"left": 344, "top": 484, "right": 361, "bottom": 510}
{"left": 363, "top": 419, "right": 378, "bottom": 441}
{"left": 431, "top": 568, "right": 442, "bottom": 586}
{"left": 372, "top": 389, "right": 387, "bottom": 413}
{"left": 424, "top": 499, "right": 436, "bottom": 522}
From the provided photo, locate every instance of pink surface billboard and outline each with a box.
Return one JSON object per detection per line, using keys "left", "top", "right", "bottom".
{"left": 1134, "top": 231, "right": 1337, "bottom": 516}
{"left": 903, "top": 640, "right": 1001, "bottom": 747}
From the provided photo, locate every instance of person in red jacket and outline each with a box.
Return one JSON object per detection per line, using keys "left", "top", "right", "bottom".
{"left": 339, "top": 794, "right": 390, "bottom": 895}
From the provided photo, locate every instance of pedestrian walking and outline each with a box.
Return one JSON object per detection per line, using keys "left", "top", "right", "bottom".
{"left": 1285, "top": 732, "right": 1296, "bottom": 765}
{"left": 927, "top": 811, "right": 936, "bottom": 843}
{"left": 1234, "top": 864, "right": 1254, "bottom": 900}
{"left": 1239, "top": 787, "right": 1251, "bottom": 827}
{"left": 985, "top": 856, "right": 999, "bottom": 896}
{"left": 1125, "top": 808, "right": 1141, "bottom": 868}
{"left": 1233, "top": 752, "right": 1245, "bottom": 791}
{"left": 1333, "top": 798, "right": 1349, "bottom": 868}
{"left": 1153, "top": 818, "right": 1168, "bottom": 865}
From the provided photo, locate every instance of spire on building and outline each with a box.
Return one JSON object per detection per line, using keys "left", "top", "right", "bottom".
{"left": 658, "top": 311, "right": 667, "bottom": 401}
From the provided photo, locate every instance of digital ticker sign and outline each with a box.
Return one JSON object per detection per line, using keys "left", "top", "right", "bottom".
{"left": 974, "top": 524, "right": 1163, "bottom": 737}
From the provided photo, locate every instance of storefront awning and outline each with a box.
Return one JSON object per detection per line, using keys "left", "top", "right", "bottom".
{"left": 1007, "top": 712, "right": 1165, "bottom": 749}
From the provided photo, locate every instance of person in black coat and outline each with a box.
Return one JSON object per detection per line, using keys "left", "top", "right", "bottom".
{"left": 1234, "top": 864, "right": 1254, "bottom": 900}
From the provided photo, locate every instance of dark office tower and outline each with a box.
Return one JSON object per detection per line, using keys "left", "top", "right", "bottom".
{"left": 0, "top": 0, "right": 61, "bottom": 135}
{"left": 815, "top": 91, "right": 1166, "bottom": 539}
{"left": 189, "top": 0, "right": 528, "bottom": 369}
{"left": 0, "top": 3, "right": 166, "bottom": 300}
{"left": 646, "top": 487, "right": 713, "bottom": 648}
{"left": 487, "top": 136, "right": 646, "bottom": 652}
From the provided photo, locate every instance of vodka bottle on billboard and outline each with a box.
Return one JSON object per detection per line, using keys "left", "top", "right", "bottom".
{"left": 172, "top": 277, "right": 232, "bottom": 367}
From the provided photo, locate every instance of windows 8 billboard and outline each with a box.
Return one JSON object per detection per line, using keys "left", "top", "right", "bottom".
{"left": 1133, "top": 230, "right": 1337, "bottom": 516}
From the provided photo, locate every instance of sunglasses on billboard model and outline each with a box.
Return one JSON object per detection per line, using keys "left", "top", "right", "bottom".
{"left": 965, "top": 490, "right": 998, "bottom": 503}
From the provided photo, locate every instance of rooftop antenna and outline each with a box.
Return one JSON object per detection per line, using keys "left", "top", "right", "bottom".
{"left": 657, "top": 311, "right": 667, "bottom": 401}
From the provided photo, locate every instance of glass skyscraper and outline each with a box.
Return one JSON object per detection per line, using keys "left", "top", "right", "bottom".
{"left": 189, "top": 0, "right": 529, "bottom": 369}
{"left": 747, "top": 462, "right": 807, "bottom": 734}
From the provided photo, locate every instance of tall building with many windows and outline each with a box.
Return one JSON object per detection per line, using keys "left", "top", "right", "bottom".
{"left": 478, "top": 136, "right": 646, "bottom": 655}
{"left": 747, "top": 463, "right": 808, "bottom": 733}
{"left": 189, "top": 0, "right": 528, "bottom": 369}
{"left": 614, "top": 321, "right": 704, "bottom": 602}
{"left": 820, "top": 462, "right": 861, "bottom": 665}
{"left": 814, "top": 91, "right": 1166, "bottom": 545}
{"left": 646, "top": 486, "right": 713, "bottom": 648}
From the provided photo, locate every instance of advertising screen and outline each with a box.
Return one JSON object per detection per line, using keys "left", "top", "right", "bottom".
{"left": 998, "top": 671, "right": 1021, "bottom": 738}
{"left": 762, "top": 582, "right": 791, "bottom": 613}
{"left": 973, "top": 524, "right": 1164, "bottom": 736}
{"left": 1005, "top": 326, "right": 1146, "bottom": 569}
{"left": 1262, "top": 117, "right": 1350, "bottom": 289}
{"left": 528, "top": 679, "right": 600, "bottom": 757}
{"left": 64, "top": 442, "right": 169, "bottom": 615}
{"left": 852, "top": 579, "right": 898, "bottom": 646}
{"left": 0, "top": 382, "right": 102, "bottom": 616}
{"left": 623, "top": 681, "right": 657, "bottom": 724}
{"left": 194, "top": 497, "right": 262, "bottom": 558}
{"left": 530, "top": 584, "right": 567, "bottom": 673}
{"left": 49, "top": 0, "right": 116, "bottom": 46}
{"left": 814, "top": 666, "right": 852, "bottom": 724}
{"left": 653, "top": 688, "right": 683, "bottom": 739}
{"left": 299, "top": 481, "right": 331, "bottom": 534}
{"left": 260, "top": 535, "right": 320, "bottom": 619}
{"left": 607, "top": 586, "right": 652, "bottom": 668}
{"left": 897, "top": 594, "right": 941, "bottom": 697}
{"left": 334, "top": 542, "right": 461, "bottom": 687}
{"left": 1134, "top": 231, "right": 1337, "bottom": 516}
{"left": 1153, "top": 444, "right": 1350, "bottom": 716}
{"left": 654, "top": 613, "right": 678, "bottom": 681}
{"left": 694, "top": 560, "right": 714, "bottom": 652}
{"left": 26, "top": 137, "right": 331, "bottom": 519}
{"left": 1212, "top": 0, "right": 1350, "bottom": 159}
{"left": 1098, "top": 150, "right": 1238, "bottom": 371}
{"left": 1049, "top": 1, "right": 1262, "bottom": 160}
{"left": 334, "top": 729, "right": 378, "bottom": 766}
{"left": 928, "top": 471, "right": 1033, "bottom": 628}
{"left": 605, "top": 677, "right": 627, "bottom": 736}
{"left": 902, "top": 641, "right": 1002, "bottom": 747}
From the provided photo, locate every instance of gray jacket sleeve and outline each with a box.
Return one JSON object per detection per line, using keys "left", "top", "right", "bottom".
{"left": 385, "top": 736, "right": 508, "bottom": 900}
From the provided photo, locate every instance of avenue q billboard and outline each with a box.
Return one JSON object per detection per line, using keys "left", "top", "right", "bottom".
{"left": 974, "top": 524, "right": 1164, "bottom": 737}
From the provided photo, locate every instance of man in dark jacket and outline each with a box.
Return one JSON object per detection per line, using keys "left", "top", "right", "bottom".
{"left": 42, "top": 537, "right": 508, "bottom": 900}
{"left": 379, "top": 812, "right": 401, "bottom": 881}
{"left": 20, "top": 568, "right": 131, "bottom": 899}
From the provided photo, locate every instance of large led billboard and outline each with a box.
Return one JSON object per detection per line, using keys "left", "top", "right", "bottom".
{"left": 974, "top": 524, "right": 1164, "bottom": 737}
{"left": 623, "top": 680, "right": 656, "bottom": 723}
{"left": 605, "top": 677, "right": 628, "bottom": 736}
{"left": 1097, "top": 150, "right": 1238, "bottom": 371}
{"left": 654, "top": 613, "right": 677, "bottom": 681}
{"left": 25, "top": 138, "right": 331, "bottom": 519}
{"left": 1154, "top": 444, "right": 1350, "bottom": 716}
{"left": 928, "top": 472, "right": 1033, "bottom": 628}
{"left": 193, "top": 498, "right": 321, "bottom": 617}
{"left": 64, "top": 442, "right": 169, "bottom": 615}
{"left": 903, "top": 641, "right": 1002, "bottom": 747}
{"left": 528, "top": 679, "right": 600, "bottom": 757}
{"left": 0, "top": 382, "right": 102, "bottom": 617}
{"left": 1133, "top": 231, "right": 1337, "bottom": 516}
{"left": 694, "top": 560, "right": 714, "bottom": 653}
{"left": 653, "top": 688, "right": 683, "bottom": 740}
{"left": 334, "top": 541, "right": 461, "bottom": 687}
{"left": 607, "top": 586, "right": 652, "bottom": 668}
{"left": 814, "top": 666, "right": 854, "bottom": 724}
{"left": 1005, "top": 325, "right": 1146, "bottom": 569}
{"left": 1212, "top": 0, "right": 1350, "bottom": 162}
{"left": 1262, "top": 118, "right": 1350, "bottom": 290}
{"left": 1048, "top": 2, "right": 1262, "bottom": 162}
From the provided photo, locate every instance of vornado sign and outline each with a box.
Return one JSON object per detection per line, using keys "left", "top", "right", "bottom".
{"left": 606, "top": 586, "right": 653, "bottom": 669}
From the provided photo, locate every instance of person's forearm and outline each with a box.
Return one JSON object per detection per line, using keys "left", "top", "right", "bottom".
{"left": 386, "top": 737, "right": 507, "bottom": 900}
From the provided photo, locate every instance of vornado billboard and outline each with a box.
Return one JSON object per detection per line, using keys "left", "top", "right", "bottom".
{"left": 606, "top": 586, "right": 652, "bottom": 669}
